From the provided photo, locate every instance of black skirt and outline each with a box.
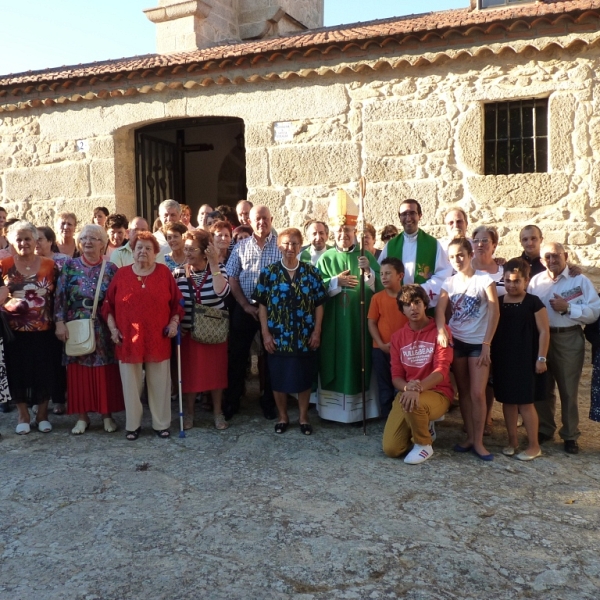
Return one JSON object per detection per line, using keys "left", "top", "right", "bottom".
{"left": 267, "top": 352, "right": 317, "bottom": 394}
{"left": 5, "top": 330, "right": 57, "bottom": 404}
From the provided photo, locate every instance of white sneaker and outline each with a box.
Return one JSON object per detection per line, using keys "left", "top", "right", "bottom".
{"left": 428, "top": 421, "right": 437, "bottom": 442}
{"left": 404, "top": 444, "right": 434, "bottom": 465}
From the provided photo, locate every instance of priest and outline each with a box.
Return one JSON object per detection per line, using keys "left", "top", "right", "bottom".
{"left": 316, "top": 191, "right": 383, "bottom": 423}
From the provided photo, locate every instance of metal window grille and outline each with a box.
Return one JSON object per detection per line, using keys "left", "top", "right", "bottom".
{"left": 484, "top": 99, "right": 548, "bottom": 175}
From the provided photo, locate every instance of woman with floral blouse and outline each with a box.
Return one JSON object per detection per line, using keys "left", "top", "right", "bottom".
{"left": 253, "top": 227, "right": 327, "bottom": 435}
{"left": 1, "top": 221, "right": 59, "bottom": 434}
{"left": 55, "top": 224, "right": 124, "bottom": 435}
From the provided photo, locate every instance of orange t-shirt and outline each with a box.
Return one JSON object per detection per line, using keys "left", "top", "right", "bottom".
{"left": 367, "top": 290, "right": 408, "bottom": 347}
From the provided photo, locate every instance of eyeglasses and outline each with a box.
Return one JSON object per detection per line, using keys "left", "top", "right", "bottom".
{"left": 183, "top": 246, "right": 201, "bottom": 253}
{"left": 382, "top": 234, "right": 396, "bottom": 242}
{"left": 80, "top": 236, "right": 102, "bottom": 243}
{"left": 399, "top": 211, "right": 419, "bottom": 219}
{"left": 472, "top": 238, "right": 490, "bottom": 245}
{"left": 281, "top": 242, "right": 300, "bottom": 248}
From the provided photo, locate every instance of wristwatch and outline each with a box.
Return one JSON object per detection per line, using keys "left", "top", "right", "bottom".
{"left": 537, "top": 357, "right": 547, "bottom": 363}
{"left": 560, "top": 304, "right": 571, "bottom": 316}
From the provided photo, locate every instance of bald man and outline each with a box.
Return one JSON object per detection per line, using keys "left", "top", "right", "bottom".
{"left": 528, "top": 242, "right": 600, "bottom": 454}
{"left": 224, "top": 205, "right": 281, "bottom": 420}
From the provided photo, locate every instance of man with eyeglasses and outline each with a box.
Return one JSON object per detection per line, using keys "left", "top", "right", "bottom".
{"left": 528, "top": 242, "right": 600, "bottom": 454}
{"left": 224, "top": 205, "right": 281, "bottom": 421}
{"left": 109, "top": 217, "right": 166, "bottom": 268}
{"left": 299, "top": 220, "right": 332, "bottom": 266}
{"left": 379, "top": 199, "right": 451, "bottom": 307}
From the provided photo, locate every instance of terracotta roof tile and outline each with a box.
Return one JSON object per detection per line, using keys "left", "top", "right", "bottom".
{"left": 0, "top": 0, "right": 598, "bottom": 88}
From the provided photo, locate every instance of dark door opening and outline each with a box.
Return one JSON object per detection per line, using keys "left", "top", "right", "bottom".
{"left": 135, "top": 116, "right": 246, "bottom": 225}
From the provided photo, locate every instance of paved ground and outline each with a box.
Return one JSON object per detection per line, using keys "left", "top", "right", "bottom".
{"left": 1, "top": 364, "right": 599, "bottom": 600}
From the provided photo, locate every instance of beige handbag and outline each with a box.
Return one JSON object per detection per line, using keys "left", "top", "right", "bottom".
{"left": 185, "top": 265, "right": 229, "bottom": 345}
{"left": 65, "top": 260, "right": 107, "bottom": 357}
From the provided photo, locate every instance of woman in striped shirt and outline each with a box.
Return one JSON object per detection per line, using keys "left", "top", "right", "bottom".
{"left": 173, "top": 229, "right": 230, "bottom": 430}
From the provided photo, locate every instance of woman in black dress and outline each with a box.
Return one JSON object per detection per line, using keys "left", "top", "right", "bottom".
{"left": 491, "top": 258, "right": 549, "bottom": 461}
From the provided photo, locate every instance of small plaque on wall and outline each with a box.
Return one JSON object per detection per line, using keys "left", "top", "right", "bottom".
{"left": 273, "top": 122, "right": 294, "bottom": 143}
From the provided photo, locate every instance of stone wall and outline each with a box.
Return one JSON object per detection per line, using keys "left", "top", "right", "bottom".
{"left": 0, "top": 40, "right": 599, "bottom": 282}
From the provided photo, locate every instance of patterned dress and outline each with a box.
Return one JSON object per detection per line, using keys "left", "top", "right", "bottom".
{"left": 253, "top": 261, "right": 327, "bottom": 393}
{"left": 1, "top": 256, "right": 59, "bottom": 404}
{"left": 54, "top": 258, "right": 124, "bottom": 415}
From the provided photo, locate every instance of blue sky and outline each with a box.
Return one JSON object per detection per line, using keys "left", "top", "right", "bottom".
{"left": 0, "top": 1, "right": 466, "bottom": 75}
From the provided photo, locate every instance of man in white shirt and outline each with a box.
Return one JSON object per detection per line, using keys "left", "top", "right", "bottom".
{"left": 528, "top": 242, "right": 600, "bottom": 454}
{"left": 379, "top": 199, "right": 451, "bottom": 307}
{"left": 154, "top": 199, "right": 182, "bottom": 253}
{"left": 109, "top": 217, "right": 165, "bottom": 268}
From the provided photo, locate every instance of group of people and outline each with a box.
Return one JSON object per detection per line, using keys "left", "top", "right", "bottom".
{"left": 0, "top": 197, "right": 598, "bottom": 466}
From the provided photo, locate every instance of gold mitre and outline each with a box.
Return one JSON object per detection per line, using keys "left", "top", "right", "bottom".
{"left": 328, "top": 190, "right": 358, "bottom": 228}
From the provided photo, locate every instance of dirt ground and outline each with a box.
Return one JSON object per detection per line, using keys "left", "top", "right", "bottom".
{"left": 0, "top": 361, "right": 599, "bottom": 600}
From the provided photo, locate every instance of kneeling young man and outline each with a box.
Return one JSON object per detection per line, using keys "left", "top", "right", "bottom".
{"left": 383, "top": 284, "right": 454, "bottom": 464}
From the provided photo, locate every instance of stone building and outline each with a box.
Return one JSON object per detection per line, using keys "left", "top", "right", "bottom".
{"left": 0, "top": 0, "right": 599, "bottom": 279}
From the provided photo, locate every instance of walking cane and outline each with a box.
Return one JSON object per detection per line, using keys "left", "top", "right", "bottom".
{"left": 357, "top": 177, "right": 367, "bottom": 435}
{"left": 177, "top": 299, "right": 185, "bottom": 438}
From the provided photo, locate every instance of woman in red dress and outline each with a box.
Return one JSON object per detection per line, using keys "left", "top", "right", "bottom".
{"left": 103, "top": 232, "right": 183, "bottom": 440}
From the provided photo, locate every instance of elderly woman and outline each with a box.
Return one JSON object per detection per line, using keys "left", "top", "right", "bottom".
{"left": 55, "top": 225, "right": 124, "bottom": 434}
{"left": 1, "top": 221, "right": 60, "bottom": 434}
{"left": 253, "top": 228, "right": 327, "bottom": 435}
{"left": 103, "top": 231, "right": 183, "bottom": 440}
{"left": 172, "top": 230, "right": 230, "bottom": 430}
{"left": 210, "top": 220, "right": 233, "bottom": 264}
{"left": 163, "top": 221, "right": 188, "bottom": 271}
{"left": 56, "top": 212, "right": 80, "bottom": 258}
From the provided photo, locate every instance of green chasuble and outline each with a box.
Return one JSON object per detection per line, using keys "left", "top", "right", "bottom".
{"left": 317, "top": 247, "right": 383, "bottom": 396}
{"left": 385, "top": 229, "right": 438, "bottom": 284}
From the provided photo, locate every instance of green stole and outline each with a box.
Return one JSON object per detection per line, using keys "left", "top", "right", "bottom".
{"left": 385, "top": 229, "right": 438, "bottom": 284}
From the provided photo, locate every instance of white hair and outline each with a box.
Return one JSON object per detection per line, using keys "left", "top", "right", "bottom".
{"left": 158, "top": 199, "right": 181, "bottom": 215}
{"left": 77, "top": 224, "right": 108, "bottom": 247}
{"left": 7, "top": 220, "right": 38, "bottom": 243}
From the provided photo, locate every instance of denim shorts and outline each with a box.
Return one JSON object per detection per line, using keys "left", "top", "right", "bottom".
{"left": 452, "top": 338, "right": 482, "bottom": 359}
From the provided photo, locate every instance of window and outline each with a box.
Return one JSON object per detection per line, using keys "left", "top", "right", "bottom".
{"left": 484, "top": 99, "right": 548, "bottom": 176}
{"left": 479, "top": 0, "right": 533, "bottom": 8}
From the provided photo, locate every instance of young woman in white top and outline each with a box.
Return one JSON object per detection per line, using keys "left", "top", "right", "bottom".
{"left": 435, "top": 237, "right": 499, "bottom": 461}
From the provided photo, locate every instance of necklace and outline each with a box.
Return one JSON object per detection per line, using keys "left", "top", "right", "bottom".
{"left": 17, "top": 256, "right": 35, "bottom": 271}
{"left": 81, "top": 256, "right": 102, "bottom": 267}
{"left": 137, "top": 274, "right": 150, "bottom": 288}
{"left": 281, "top": 259, "right": 299, "bottom": 272}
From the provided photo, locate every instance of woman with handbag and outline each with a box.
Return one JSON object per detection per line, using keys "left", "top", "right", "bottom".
{"left": 172, "top": 229, "right": 230, "bottom": 430}
{"left": 103, "top": 231, "right": 184, "bottom": 440}
{"left": 1, "top": 221, "right": 60, "bottom": 434}
{"left": 54, "top": 224, "right": 124, "bottom": 434}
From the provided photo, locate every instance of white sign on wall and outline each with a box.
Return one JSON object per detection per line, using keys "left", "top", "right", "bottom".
{"left": 77, "top": 140, "right": 89, "bottom": 152}
{"left": 273, "top": 122, "right": 294, "bottom": 143}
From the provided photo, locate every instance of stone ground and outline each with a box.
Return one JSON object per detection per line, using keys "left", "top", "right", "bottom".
{"left": 0, "top": 364, "right": 599, "bottom": 600}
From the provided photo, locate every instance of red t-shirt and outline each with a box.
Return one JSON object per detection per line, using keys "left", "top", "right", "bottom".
{"left": 390, "top": 318, "right": 454, "bottom": 400}
{"left": 367, "top": 290, "right": 408, "bottom": 347}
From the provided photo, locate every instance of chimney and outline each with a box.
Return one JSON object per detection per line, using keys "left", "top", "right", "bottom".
{"left": 145, "top": 0, "right": 325, "bottom": 54}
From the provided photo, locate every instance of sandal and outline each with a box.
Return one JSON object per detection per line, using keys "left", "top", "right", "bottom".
{"left": 300, "top": 423, "right": 313, "bottom": 436}
{"left": 103, "top": 418, "right": 117, "bottom": 433}
{"left": 34, "top": 420, "right": 53, "bottom": 433}
{"left": 274, "top": 422, "right": 288, "bottom": 434}
{"left": 126, "top": 427, "right": 141, "bottom": 441}
{"left": 214, "top": 414, "right": 229, "bottom": 430}
{"left": 154, "top": 429, "right": 170, "bottom": 438}
{"left": 183, "top": 415, "right": 194, "bottom": 430}
{"left": 52, "top": 404, "right": 66, "bottom": 415}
